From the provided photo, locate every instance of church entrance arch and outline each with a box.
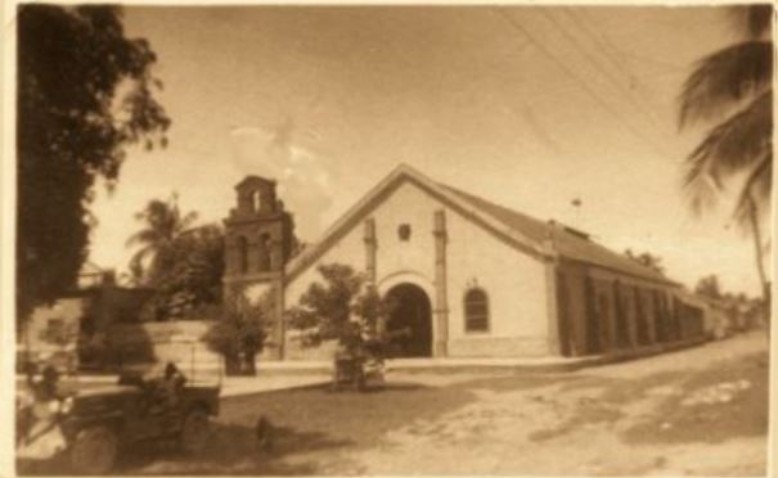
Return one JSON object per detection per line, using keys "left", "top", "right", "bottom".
{"left": 384, "top": 283, "right": 433, "bottom": 358}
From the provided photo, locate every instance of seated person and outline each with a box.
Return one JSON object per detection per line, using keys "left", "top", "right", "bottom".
{"left": 143, "top": 362, "right": 187, "bottom": 411}
{"left": 161, "top": 362, "right": 186, "bottom": 406}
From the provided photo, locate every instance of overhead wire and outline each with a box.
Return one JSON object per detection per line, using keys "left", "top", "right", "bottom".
{"left": 561, "top": 8, "right": 680, "bottom": 128}
{"left": 493, "top": 8, "right": 670, "bottom": 157}
{"left": 542, "top": 9, "right": 670, "bottom": 140}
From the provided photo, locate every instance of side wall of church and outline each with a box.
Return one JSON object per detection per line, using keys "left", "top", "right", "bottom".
{"left": 283, "top": 181, "right": 552, "bottom": 359}
{"left": 444, "top": 191, "right": 550, "bottom": 357}
{"left": 554, "top": 260, "right": 704, "bottom": 358}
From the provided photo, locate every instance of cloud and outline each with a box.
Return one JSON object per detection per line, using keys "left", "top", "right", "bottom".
{"left": 229, "top": 121, "right": 334, "bottom": 241}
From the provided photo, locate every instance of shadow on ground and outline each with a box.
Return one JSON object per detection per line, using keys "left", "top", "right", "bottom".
{"left": 17, "top": 381, "right": 478, "bottom": 476}
{"left": 621, "top": 351, "right": 769, "bottom": 445}
{"left": 17, "top": 419, "right": 353, "bottom": 476}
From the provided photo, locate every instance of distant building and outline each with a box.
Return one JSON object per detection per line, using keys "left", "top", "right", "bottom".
{"left": 224, "top": 164, "right": 707, "bottom": 361}
{"left": 20, "top": 263, "right": 153, "bottom": 372}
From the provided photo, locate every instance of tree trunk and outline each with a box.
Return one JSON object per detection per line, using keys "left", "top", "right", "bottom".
{"left": 746, "top": 196, "right": 770, "bottom": 333}
{"left": 244, "top": 351, "right": 257, "bottom": 376}
{"left": 224, "top": 352, "right": 241, "bottom": 376}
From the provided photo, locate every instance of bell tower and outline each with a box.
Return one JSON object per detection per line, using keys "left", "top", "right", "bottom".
{"left": 223, "top": 176, "right": 295, "bottom": 358}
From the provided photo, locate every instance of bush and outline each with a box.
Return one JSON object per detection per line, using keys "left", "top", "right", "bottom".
{"left": 203, "top": 292, "right": 270, "bottom": 376}
{"left": 285, "top": 264, "right": 393, "bottom": 358}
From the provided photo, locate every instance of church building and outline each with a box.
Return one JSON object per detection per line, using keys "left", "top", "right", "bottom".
{"left": 222, "top": 164, "right": 705, "bottom": 361}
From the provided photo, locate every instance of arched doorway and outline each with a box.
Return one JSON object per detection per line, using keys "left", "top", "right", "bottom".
{"left": 385, "top": 283, "right": 433, "bottom": 358}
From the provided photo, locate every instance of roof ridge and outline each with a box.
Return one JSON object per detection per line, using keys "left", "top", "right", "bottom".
{"left": 438, "top": 181, "right": 673, "bottom": 285}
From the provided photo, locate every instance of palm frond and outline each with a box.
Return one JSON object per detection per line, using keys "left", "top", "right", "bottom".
{"left": 125, "top": 228, "right": 161, "bottom": 248}
{"left": 733, "top": 154, "right": 773, "bottom": 229}
{"left": 679, "top": 41, "right": 772, "bottom": 127}
{"left": 730, "top": 4, "right": 773, "bottom": 39}
{"left": 687, "top": 90, "right": 772, "bottom": 183}
{"left": 128, "top": 246, "right": 155, "bottom": 280}
{"left": 179, "top": 210, "right": 199, "bottom": 231}
{"left": 683, "top": 161, "right": 722, "bottom": 216}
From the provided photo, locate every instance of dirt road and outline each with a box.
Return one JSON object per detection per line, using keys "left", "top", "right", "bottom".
{"left": 18, "top": 331, "right": 769, "bottom": 476}
{"left": 349, "top": 332, "right": 769, "bottom": 476}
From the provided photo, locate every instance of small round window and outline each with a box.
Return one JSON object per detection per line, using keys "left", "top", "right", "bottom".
{"left": 398, "top": 224, "right": 411, "bottom": 241}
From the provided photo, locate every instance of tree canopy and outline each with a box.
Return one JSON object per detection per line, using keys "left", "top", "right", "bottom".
{"left": 286, "top": 264, "right": 365, "bottom": 344}
{"left": 126, "top": 193, "right": 198, "bottom": 286}
{"left": 678, "top": 5, "right": 772, "bottom": 313}
{"left": 679, "top": 5, "right": 772, "bottom": 225}
{"left": 203, "top": 291, "right": 270, "bottom": 375}
{"left": 286, "top": 263, "right": 394, "bottom": 353}
{"left": 126, "top": 194, "right": 225, "bottom": 320}
{"left": 17, "top": 5, "right": 169, "bottom": 320}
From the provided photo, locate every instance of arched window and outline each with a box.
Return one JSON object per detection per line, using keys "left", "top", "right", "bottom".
{"left": 464, "top": 288, "right": 489, "bottom": 332}
{"left": 257, "top": 233, "right": 271, "bottom": 271}
{"left": 252, "top": 190, "right": 262, "bottom": 213}
{"left": 237, "top": 236, "right": 249, "bottom": 274}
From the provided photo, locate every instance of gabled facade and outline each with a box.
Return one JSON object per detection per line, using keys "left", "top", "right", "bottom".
{"left": 224, "top": 164, "right": 706, "bottom": 361}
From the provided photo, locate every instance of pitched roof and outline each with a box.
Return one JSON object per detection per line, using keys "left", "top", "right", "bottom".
{"left": 442, "top": 185, "right": 674, "bottom": 284}
{"left": 285, "top": 163, "right": 675, "bottom": 286}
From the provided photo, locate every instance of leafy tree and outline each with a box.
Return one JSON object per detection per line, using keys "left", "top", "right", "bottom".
{"left": 164, "top": 224, "right": 225, "bottom": 307}
{"left": 17, "top": 5, "right": 169, "bottom": 321}
{"left": 286, "top": 264, "right": 365, "bottom": 347}
{"left": 286, "top": 264, "right": 394, "bottom": 356}
{"left": 137, "top": 223, "right": 225, "bottom": 321}
{"left": 695, "top": 274, "right": 723, "bottom": 300}
{"left": 678, "top": 5, "right": 772, "bottom": 314}
{"left": 352, "top": 285, "right": 393, "bottom": 338}
{"left": 126, "top": 193, "right": 198, "bottom": 286}
{"left": 203, "top": 291, "right": 270, "bottom": 376}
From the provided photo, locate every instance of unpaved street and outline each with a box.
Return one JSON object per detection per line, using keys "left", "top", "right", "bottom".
{"left": 349, "top": 333, "right": 768, "bottom": 476}
{"left": 19, "top": 332, "right": 769, "bottom": 476}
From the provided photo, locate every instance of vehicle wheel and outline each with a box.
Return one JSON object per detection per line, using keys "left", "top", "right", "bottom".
{"left": 70, "top": 426, "right": 118, "bottom": 475}
{"left": 180, "top": 408, "right": 211, "bottom": 453}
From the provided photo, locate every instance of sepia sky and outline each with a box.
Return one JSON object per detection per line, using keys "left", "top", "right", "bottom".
{"left": 88, "top": 5, "right": 769, "bottom": 295}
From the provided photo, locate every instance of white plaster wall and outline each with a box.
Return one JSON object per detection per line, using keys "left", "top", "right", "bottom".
{"left": 284, "top": 180, "right": 551, "bottom": 358}
{"left": 445, "top": 207, "right": 549, "bottom": 341}
{"left": 284, "top": 223, "right": 366, "bottom": 308}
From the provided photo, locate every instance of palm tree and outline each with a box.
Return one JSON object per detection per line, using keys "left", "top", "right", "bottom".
{"left": 126, "top": 193, "right": 198, "bottom": 286}
{"left": 679, "top": 5, "right": 773, "bottom": 318}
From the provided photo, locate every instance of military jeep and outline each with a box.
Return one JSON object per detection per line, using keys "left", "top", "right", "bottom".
{"left": 20, "top": 366, "right": 220, "bottom": 475}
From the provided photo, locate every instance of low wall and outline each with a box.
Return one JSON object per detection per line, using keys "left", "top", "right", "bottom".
{"left": 104, "top": 320, "right": 223, "bottom": 381}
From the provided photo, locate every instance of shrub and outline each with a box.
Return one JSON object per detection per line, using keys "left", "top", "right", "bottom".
{"left": 203, "top": 291, "right": 270, "bottom": 375}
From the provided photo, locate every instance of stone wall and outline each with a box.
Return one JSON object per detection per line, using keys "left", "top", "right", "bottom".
{"left": 105, "top": 320, "right": 223, "bottom": 382}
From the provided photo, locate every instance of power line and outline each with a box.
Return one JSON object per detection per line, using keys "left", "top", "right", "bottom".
{"left": 565, "top": 10, "right": 647, "bottom": 83}
{"left": 561, "top": 9, "right": 680, "bottom": 124}
{"left": 544, "top": 9, "right": 668, "bottom": 137}
{"left": 493, "top": 8, "right": 669, "bottom": 156}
